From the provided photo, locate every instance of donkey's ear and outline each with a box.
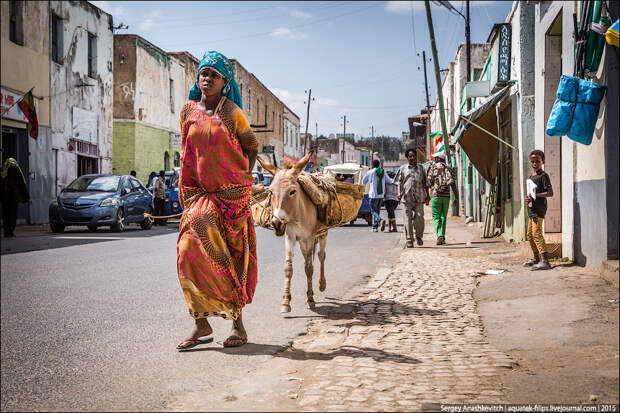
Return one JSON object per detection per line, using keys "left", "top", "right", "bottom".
{"left": 257, "top": 156, "right": 280, "bottom": 175}
{"left": 293, "top": 150, "right": 314, "bottom": 175}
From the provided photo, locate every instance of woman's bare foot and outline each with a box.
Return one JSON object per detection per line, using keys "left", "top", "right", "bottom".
{"left": 223, "top": 313, "right": 247, "bottom": 347}
{"left": 177, "top": 318, "right": 213, "bottom": 349}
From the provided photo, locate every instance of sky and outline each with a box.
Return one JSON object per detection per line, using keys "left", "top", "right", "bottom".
{"left": 92, "top": 1, "right": 513, "bottom": 138}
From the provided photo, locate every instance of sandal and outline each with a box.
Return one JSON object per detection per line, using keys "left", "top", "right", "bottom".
{"left": 176, "top": 336, "right": 213, "bottom": 350}
{"left": 223, "top": 335, "right": 248, "bottom": 348}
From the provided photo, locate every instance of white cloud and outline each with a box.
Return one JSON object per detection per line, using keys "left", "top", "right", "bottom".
{"left": 90, "top": 1, "right": 124, "bottom": 18}
{"left": 290, "top": 9, "right": 312, "bottom": 19}
{"left": 272, "top": 89, "right": 340, "bottom": 111}
{"left": 269, "top": 27, "right": 309, "bottom": 40}
{"left": 138, "top": 10, "right": 162, "bottom": 31}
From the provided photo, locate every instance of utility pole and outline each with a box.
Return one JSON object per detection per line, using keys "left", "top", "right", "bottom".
{"left": 422, "top": 50, "right": 431, "bottom": 110}
{"left": 315, "top": 122, "right": 318, "bottom": 142}
{"left": 424, "top": 0, "right": 451, "bottom": 164}
{"left": 340, "top": 115, "right": 348, "bottom": 163}
{"left": 465, "top": 0, "right": 471, "bottom": 111}
{"left": 303, "top": 89, "right": 314, "bottom": 153}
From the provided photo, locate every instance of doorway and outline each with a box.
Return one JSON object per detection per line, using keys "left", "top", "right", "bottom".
{"left": 77, "top": 155, "right": 98, "bottom": 176}
{"left": 1, "top": 126, "right": 30, "bottom": 223}
{"left": 543, "top": 13, "right": 563, "bottom": 235}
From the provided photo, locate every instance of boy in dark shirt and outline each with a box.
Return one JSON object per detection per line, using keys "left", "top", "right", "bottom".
{"left": 524, "top": 149, "right": 553, "bottom": 270}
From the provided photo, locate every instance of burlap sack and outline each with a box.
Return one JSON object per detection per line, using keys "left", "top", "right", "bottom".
{"left": 250, "top": 176, "right": 364, "bottom": 230}
{"left": 250, "top": 184, "right": 273, "bottom": 229}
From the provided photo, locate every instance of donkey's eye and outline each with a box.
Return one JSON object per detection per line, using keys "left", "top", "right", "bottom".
{"left": 289, "top": 189, "right": 297, "bottom": 196}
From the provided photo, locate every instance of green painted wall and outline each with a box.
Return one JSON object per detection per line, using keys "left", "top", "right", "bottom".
{"left": 113, "top": 121, "right": 172, "bottom": 184}
{"left": 135, "top": 123, "right": 172, "bottom": 184}
{"left": 113, "top": 122, "right": 136, "bottom": 178}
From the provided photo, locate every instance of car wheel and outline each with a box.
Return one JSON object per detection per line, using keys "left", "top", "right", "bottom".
{"left": 349, "top": 219, "right": 356, "bottom": 225}
{"left": 141, "top": 207, "right": 153, "bottom": 230}
{"left": 111, "top": 208, "right": 125, "bottom": 232}
{"left": 365, "top": 214, "right": 373, "bottom": 226}
{"left": 51, "top": 223, "right": 65, "bottom": 233}
{"left": 87, "top": 225, "right": 98, "bottom": 232}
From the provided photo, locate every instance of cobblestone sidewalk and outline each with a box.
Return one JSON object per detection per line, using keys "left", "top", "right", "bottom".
{"left": 167, "top": 232, "right": 518, "bottom": 411}
{"left": 279, "top": 248, "right": 516, "bottom": 411}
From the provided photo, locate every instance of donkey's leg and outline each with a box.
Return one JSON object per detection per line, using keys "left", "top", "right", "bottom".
{"left": 318, "top": 235, "right": 327, "bottom": 292}
{"left": 300, "top": 239, "right": 315, "bottom": 309}
{"left": 282, "top": 234, "right": 295, "bottom": 313}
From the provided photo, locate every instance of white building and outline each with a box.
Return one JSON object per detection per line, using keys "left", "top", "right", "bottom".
{"left": 49, "top": 0, "right": 114, "bottom": 194}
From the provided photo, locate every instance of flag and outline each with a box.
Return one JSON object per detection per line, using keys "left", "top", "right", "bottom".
{"left": 430, "top": 132, "right": 444, "bottom": 159}
{"left": 17, "top": 89, "right": 38, "bottom": 139}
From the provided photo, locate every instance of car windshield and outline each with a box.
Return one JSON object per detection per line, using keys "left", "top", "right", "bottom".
{"left": 263, "top": 174, "right": 273, "bottom": 186}
{"left": 65, "top": 176, "right": 120, "bottom": 192}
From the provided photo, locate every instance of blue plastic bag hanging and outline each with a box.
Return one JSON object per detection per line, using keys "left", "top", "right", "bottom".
{"left": 546, "top": 74, "right": 606, "bottom": 145}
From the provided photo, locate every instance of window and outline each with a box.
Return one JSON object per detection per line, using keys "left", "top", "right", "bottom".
{"left": 240, "top": 83, "right": 243, "bottom": 98}
{"left": 77, "top": 156, "right": 98, "bottom": 176}
{"left": 173, "top": 151, "right": 180, "bottom": 167}
{"left": 169, "top": 79, "right": 174, "bottom": 113}
{"left": 248, "top": 89, "right": 251, "bottom": 113}
{"left": 164, "top": 151, "right": 170, "bottom": 171}
{"left": 122, "top": 178, "right": 133, "bottom": 195}
{"left": 9, "top": 0, "right": 23, "bottom": 45}
{"left": 264, "top": 104, "right": 268, "bottom": 125}
{"left": 88, "top": 33, "right": 97, "bottom": 78}
{"left": 51, "top": 14, "right": 63, "bottom": 63}
{"left": 130, "top": 178, "right": 142, "bottom": 193}
{"left": 272, "top": 111, "right": 274, "bottom": 129}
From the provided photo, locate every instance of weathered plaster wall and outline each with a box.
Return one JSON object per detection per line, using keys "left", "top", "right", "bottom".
{"left": 0, "top": 1, "right": 52, "bottom": 223}
{"left": 50, "top": 0, "right": 114, "bottom": 194}
{"left": 113, "top": 35, "right": 136, "bottom": 119}
{"left": 0, "top": 0, "right": 50, "bottom": 126}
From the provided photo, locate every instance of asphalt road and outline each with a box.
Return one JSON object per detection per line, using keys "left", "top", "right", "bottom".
{"left": 1, "top": 217, "right": 404, "bottom": 411}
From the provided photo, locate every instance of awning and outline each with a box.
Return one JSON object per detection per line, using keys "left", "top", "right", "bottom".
{"left": 451, "top": 86, "right": 511, "bottom": 183}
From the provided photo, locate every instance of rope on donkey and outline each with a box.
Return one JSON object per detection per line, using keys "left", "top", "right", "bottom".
{"left": 143, "top": 212, "right": 184, "bottom": 219}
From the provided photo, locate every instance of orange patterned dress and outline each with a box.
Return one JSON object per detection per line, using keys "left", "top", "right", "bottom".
{"left": 177, "top": 97, "right": 258, "bottom": 320}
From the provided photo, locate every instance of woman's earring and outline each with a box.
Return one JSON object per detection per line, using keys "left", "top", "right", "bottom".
{"left": 222, "top": 83, "right": 231, "bottom": 95}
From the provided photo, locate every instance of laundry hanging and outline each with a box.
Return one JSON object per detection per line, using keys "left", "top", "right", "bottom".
{"left": 545, "top": 75, "right": 606, "bottom": 145}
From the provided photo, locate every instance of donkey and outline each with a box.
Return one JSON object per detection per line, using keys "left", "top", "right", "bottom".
{"left": 257, "top": 151, "right": 327, "bottom": 313}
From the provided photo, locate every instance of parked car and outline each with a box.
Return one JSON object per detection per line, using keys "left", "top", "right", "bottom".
{"left": 49, "top": 174, "right": 154, "bottom": 233}
{"left": 323, "top": 163, "right": 372, "bottom": 226}
{"left": 147, "top": 169, "right": 182, "bottom": 216}
{"left": 252, "top": 171, "right": 273, "bottom": 187}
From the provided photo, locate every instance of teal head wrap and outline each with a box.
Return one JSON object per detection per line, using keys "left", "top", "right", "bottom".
{"left": 188, "top": 51, "right": 243, "bottom": 109}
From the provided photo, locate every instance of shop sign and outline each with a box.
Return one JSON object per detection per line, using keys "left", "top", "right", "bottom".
{"left": 0, "top": 88, "right": 39, "bottom": 123}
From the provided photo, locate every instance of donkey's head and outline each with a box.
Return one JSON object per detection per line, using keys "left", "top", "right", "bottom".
{"left": 257, "top": 151, "right": 314, "bottom": 236}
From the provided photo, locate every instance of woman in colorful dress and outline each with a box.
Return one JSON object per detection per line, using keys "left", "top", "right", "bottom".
{"left": 176, "top": 51, "right": 258, "bottom": 350}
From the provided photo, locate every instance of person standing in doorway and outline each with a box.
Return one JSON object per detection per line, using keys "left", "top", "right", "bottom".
{"left": 384, "top": 171, "right": 399, "bottom": 233}
{"left": 1, "top": 158, "right": 30, "bottom": 238}
{"left": 395, "top": 148, "right": 429, "bottom": 247}
{"left": 130, "top": 170, "right": 137, "bottom": 178}
{"left": 362, "top": 159, "right": 393, "bottom": 232}
{"left": 524, "top": 149, "right": 553, "bottom": 271}
{"left": 153, "top": 170, "right": 166, "bottom": 226}
{"left": 426, "top": 152, "right": 458, "bottom": 245}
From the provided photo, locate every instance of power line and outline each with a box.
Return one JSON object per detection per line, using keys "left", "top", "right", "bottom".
{"left": 160, "top": 2, "right": 382, "bottom": 48}
{"left": 154, "top": 1, "right": 344, "bottom": 29}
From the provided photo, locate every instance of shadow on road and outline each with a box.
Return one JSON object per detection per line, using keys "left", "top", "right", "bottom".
{"left": 1, "top": 223, "right": 180, "bottom": 255}
{"left": 182, "top": 342, "right": 422, "bottom": 365}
